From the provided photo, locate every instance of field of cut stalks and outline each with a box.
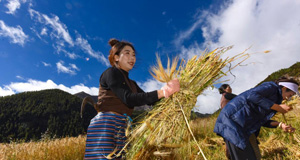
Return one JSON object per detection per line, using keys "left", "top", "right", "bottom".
{"left": 0, "top": 135, "right": 86, "bottom": 160}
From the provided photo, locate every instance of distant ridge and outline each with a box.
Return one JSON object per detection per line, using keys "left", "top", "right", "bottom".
{"left": 257, "top": 62, "right": 300, "bottom": 86}
{"left": 74, "top": 91, "right": 98, "bottom": 103}
{"left": 190, "top": 110, "right": 216, "bottom": 120}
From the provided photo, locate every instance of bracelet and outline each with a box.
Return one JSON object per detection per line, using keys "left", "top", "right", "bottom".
{"left": 278, "top": 122, "right": 283, "bottom": 128}
{"left": 162, "top": 89, "right": 166, "bottom": 98}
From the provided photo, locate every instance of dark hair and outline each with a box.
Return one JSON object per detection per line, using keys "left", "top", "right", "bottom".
{"left": 275, "top": 76, "right": 299, "bottom": 85}
{"left": 275, "top": 76, "right": 299, "bottom": 92}
{"left": 219, "top": 84, "right": 230, "bottom": 94}
{"left": 108, "top": 38, "right": 135, "bottom": 67}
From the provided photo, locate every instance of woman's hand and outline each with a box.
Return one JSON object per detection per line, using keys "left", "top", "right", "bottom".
{"left": 279, "top": 123, "right": 296, "bottom": 133}
{"left": 160, "top": 78, "right": 180, "bottom": 98}
{"left": 279, "top": 104, "right": 293, "bottom": 113}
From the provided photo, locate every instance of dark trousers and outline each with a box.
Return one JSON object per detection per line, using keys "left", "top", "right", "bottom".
{"left": 224, "top": 138, "right": 258, "bottom": 160}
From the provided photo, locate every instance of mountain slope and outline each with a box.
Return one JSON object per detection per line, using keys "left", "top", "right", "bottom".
{"left": 0, "top": 89, "right": 97, "bottom": 142}
{"left": 257, "top": 62, "right": 300, "bottom": 85}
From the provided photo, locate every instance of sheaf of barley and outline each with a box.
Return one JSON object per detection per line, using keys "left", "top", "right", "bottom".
{"left": 118, "top": 46, "right": 250, "bottom": 160}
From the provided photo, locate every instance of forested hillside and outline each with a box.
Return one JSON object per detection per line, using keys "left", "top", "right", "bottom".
{"left": 257, "top": 62, "right": 300, "bottom": 85}
{"left": 0, "top": 89, "right": 97, "bottom": 143}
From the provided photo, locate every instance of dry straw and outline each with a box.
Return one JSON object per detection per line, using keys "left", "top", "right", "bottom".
{"left": 0, "top": 136, "right": 85, "bottom": 160}
{"left": 110, "top": 46, "right": 249, "bottom": 160}
{"left": 282, "top": 95, "right": 300, "bottom": 124}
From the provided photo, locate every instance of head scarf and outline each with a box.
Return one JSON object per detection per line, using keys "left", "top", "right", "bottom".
{"left": 278, "top": 82, "right": 300, "bottom": 96}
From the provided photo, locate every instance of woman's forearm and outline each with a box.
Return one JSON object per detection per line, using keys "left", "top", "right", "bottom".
{"left": 269, "top": 121, "right": 280, "bottom": 127}
{"left": 270, "top": 103, "right": 291, "bottom": 113}
{"left": 157, "top": 90, "right": 164, "bottom": 99}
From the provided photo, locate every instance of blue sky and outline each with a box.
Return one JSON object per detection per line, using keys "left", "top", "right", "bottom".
{"left": 1, "top": 0, "right": 300, "bottom": 113}
{"left": 0, "top": 0, "right": 216, "bottom": 93}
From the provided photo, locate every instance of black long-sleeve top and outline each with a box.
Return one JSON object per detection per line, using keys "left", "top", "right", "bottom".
{"left": 224, "top": 92, "right": 237, "bottom": 100}
{"left": 100, "top": 67, "right": 158, "bottom": 108}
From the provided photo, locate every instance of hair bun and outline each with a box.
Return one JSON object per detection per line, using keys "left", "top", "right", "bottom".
{"left": 108, "top": 38, "right": 119, "bottom": 47}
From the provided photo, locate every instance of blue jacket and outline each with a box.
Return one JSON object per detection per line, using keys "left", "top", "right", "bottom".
{"left": 214, "top": 81, "right": 282, "bottom": 149}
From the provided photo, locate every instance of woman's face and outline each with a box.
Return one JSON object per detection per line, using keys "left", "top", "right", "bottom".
{"left": 225, "top": 86, "right": 232, "bottom": 93}
{"left": 281, "top": 87, "right": 296, "bottom": 100}
{"left": 115, "top": 45, "right": 136, "bottom": 72}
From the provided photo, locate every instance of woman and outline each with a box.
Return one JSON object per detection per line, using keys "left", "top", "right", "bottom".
{"left": 84, "top": 39, "right": 180, "bottom": 160}
{"left": 219, "top": 84, "right": 237, "bottom": 159}
{"left": 219, "top": 84, "right": 237, "bottom": 109}
{"left": 214, "top": 77, "right": 298, "bottom": 160}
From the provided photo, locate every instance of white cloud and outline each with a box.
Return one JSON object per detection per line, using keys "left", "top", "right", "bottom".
{"left": 29, "top": 8, "right": 74, "bottom": 46}
{"left": 40, "top": 27, "right": 47, "bottom": 35}
{"left": 0, "top": 86, "right": 15, "bottom": 97}
{"left": 30, "top": 27, "right": 48, "bottom": 44}
{"left": 0, "top": 20, "right": 28, "bottom": 46}
{"left": 137, "top": 78, "right": 164, "bottom": 92}
{"left": 173, "top": 11, "right": 207, "bottom": 48}
{"left": 42, "top": 61, "right": 51, "bottom": 67}
{"left": 70, "top": 63, "right": 79, "bottom": 71}
{"left": 75, "top": 35, "right": 110, "bottom": 66}
{"left": 56, "top": 60, "right": 79, "bottom": 75}
{"left": 5, "top": 0, "right": 26, "bottom": 15}
{"left": 64, "top": 52, "right": 78, "bottom": 59}
{"left": 178, "top": 42, "right": 203, "bottom": 60}
{"left": 193, "top": 87, "right": 221, "bottom": 114}
{"left": 16, "top": 75, "right": 25, "bottom": 80}
{"left": 28, "top": 9, "right": 108, "bottom": 64}
{"left": 200, "top": 0, "right": 300, "bottom": 92}
{"left": 87, "top": 74, "right": 92, "bottom": 80}
{"left": 0, "top": 79, "right": 98, "bottom": 97}
{"left": 53, "top": 45, "right": 79, "bottom": 59}
{"left": 174, "top": 0, "right": 300, "bottom": 113}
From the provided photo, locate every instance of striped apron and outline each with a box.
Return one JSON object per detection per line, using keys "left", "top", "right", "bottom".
{"left": 84, "top": 112, "right": 127, "bottom": 160}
